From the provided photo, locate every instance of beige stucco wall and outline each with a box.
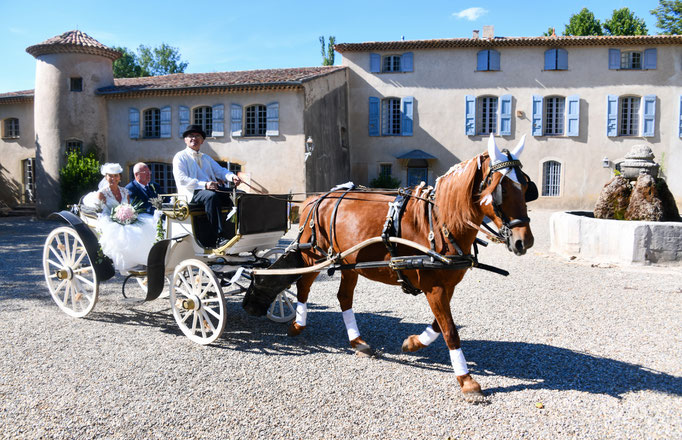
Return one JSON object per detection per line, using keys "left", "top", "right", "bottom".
{"left": 105, "top": 89, "right": 306, "bottom": 194}
{"left": 0, "top": 101, "right": 35, "bottom": 206}
{"left": 342, "top": 44, "right": 682, "bottom": 209}
{"left": 33, "top": 52, "right": 113, "bottom": 215}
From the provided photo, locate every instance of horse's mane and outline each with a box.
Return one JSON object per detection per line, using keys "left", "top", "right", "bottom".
{"left": 411, "top": 153, "right": 491, "bottom": 235}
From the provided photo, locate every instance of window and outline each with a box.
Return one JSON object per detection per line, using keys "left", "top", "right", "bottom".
{"left": 621, "top": 51, "right": 642, "bottom": 70}
{"left": 382, "top": 98, "right": 402, "bottom": 135}
{"left": 607, "top": 95, "right": 655, "bottom": 137}
{"left": 143, "top": 108, "right": 161, "bottom": 138}
{"left": 477, "top": 96, "right": 498, "bottom": 135}
{"left": 379, "top": 163, "right": 392, "bottom": 178}
{"left": 193, "top": 106, "right": 213, "bottom": 137}
{"left": 217, "top": 160, "right": 242, "bottom": 175}
{"left": 544, "top": 97, "right": 565, "bottom": 136}
{"left": 2, "top": 118, "right": 19, "bottom": 138}
{"left": 22, "top": 158, "right": 35, "bottom": 204}
{"left": 476, "top": 50, "right": 500, "bottom": 71}
{"left": 368, "top": 96, "right": 413, "bottom": 137}
{"left": 370, "top": 52, "right": 413, "bottom": 73}
{"left": 542, "top": 161, "right": 561, "bottom": 197}
{"left": 70, "top": 77, "right": 83, "bottom": 92}
{"left": 245, "top": 104, "right": 266, "bottom": 137}
{"left": 65, "top": 139, "right": 83, "bottom": 155}
{"left": 544, "top": 49, "right": 568, "bottom": 70}
{"left": 147, "top": 162, "right": 176, "bottom": 194}
{"left": 383, "top": 55, "right": 401, "bottom": 72}
{"left": 619, "top": 97, "right": 640, "bottom": 136}
{"left": 609, "top": 48, "right": 656, "bottom": 70}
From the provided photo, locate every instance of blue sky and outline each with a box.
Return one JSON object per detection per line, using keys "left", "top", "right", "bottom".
{"left": 0, "top": 0, "right": 662, "bottom": 93}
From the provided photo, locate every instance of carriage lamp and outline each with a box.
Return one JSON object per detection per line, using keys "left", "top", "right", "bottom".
{"left": 602, "top": 157, "right": 610, "bottom": 168}
{"left": 305, "top": 136, "right": 315, "bottom": 161}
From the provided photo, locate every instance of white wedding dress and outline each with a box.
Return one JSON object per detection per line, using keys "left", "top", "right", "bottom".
{"left": 83, "top": 186, "right": 159, "bottom": 272}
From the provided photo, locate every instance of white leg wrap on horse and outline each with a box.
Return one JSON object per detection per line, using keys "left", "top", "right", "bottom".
{"left": 450, "top": 348, "right": 469, "bottom": 376}
{"left": 295, "top": 302, "right": 307, "bottom": 327}
{"left": 417, "top": 325, "right": 440, "bottom": 346}
{"left": 342, "top": 308, "right": 361, "bottom": 341}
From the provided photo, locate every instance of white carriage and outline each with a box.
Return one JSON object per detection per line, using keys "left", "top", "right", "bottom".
{"left": 42, "top": 191, "right": 296, "bottom": 345}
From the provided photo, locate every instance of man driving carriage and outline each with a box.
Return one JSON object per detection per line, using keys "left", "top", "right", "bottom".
{"left": 172, "top": 124, "right": 242, "bottom": 249}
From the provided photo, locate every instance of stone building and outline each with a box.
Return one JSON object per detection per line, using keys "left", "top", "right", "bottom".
{"left": 335, "top": 31, "right": 682, "bottom": 209}
{"left": 0, "top": 31, "right": 349, "bottom": 216}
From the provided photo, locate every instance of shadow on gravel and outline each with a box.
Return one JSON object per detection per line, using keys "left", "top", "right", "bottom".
{"left": 466, "top": 339, "right": 682, "bottom": 399}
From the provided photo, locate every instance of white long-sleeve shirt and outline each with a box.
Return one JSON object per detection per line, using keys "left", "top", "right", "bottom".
{"left": 172, "top": 147, "right": 236, "bottom": 201}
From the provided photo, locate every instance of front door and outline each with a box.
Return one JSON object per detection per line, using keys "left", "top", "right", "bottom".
{"left": 407, "top": 167, "right": 428, "bottom": 187}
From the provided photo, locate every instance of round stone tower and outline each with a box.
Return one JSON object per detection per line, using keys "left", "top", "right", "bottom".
{"left": 26, "top": 30, "right": 120, "bottom": 216}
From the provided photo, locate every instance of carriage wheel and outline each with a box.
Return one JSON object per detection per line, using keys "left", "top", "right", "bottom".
{"left": 42, "top": 226, "right": 99, "bottom": 318}
{"left": 170, "top": 259, "right": 226, "bottom": 345}
{"left": 262, "top": 248, "right": 298, "bottom": 323}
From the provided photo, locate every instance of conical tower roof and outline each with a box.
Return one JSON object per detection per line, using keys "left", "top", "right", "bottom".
{"left": 26, "top": 30, "right": 121, "bottom": 60}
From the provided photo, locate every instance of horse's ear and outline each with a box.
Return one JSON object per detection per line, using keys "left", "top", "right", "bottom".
{"left": 487, "top": 133, "right": 504, "bottom": 163}
{"left": 511, "top": 134, "right": 526, "bottom": 159}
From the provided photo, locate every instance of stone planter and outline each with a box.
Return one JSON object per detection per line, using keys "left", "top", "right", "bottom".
{"left": 550, "top": 211, "right": 682, "bottom": 264}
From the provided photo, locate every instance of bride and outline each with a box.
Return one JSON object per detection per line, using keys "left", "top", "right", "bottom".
{"left": 83, "top": 163, "right": 159, "bottom": 272}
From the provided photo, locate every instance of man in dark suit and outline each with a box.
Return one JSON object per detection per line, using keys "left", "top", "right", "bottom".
{"left": 125, "top": 162, "right": 160, "bottom": 215}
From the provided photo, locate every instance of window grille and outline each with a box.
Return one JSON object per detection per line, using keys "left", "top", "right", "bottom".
{"left": 542, "top": 161, "right": 561, "bottom": 197}
{"left": 381, "top": 98, "right": 401, "bottom": 135}
{"left": 619, "top": 97, "right": 640, "bottom": 136}
{"left": 544, "top": 97, "right": 565, "bottom": 136}
{"left": 143, "top": 108, "right": 161, "bottom": 138}
{"left": 245, "top": 105, "right": 266, "bottom": 136}
{"left": 193, "top": 106, "right": 213, "bottom": 137}
{"left": 477, "top": 96, "right": 497, "bottom": 135}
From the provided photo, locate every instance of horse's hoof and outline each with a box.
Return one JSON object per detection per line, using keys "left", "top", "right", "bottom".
{"left": 287, "top": 322, "right": 305, "bottom": 337}
{"left": 457, "top": 374, "right": 487, "bottom": 404}
{"left": 401, "top": 335, "right": 426, "bottom": 352}
{"left": 350, "top": 337, "right": 373, "bottom": 357}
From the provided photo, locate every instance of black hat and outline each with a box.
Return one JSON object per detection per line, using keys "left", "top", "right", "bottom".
{"left": 182, "top": 124, "right": 206, "bottom": 139}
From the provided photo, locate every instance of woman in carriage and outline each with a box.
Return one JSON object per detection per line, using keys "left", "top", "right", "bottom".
{"left": 82, "top": 163, "right": 159, "bottom": 272}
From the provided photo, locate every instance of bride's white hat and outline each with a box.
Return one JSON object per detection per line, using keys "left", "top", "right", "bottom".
{"left": 101, "top": 163, "right": 123, "bottom": 175}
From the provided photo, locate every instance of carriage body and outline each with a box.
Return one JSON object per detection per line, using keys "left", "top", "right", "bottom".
{"left": 42, "top": 192, "right": 296, "bottom": 344}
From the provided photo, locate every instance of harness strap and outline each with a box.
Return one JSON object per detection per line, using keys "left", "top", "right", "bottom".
{"left": 327, "top": 189, "right": 354, "bottom": 258}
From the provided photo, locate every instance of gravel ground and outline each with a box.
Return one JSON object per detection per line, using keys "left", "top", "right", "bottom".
{"left": 0, "top": 209, "right": 680, "bottom": 439}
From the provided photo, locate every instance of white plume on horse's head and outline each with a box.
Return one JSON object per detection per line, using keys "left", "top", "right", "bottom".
{"left": 487, "top": 133, "right": 525, "bottom": 184}
{"left": 511, "top": 134, "right": 526, "bottom": 159}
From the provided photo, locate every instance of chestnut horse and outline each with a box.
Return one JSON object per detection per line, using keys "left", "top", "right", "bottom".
{"left": 244, "top": 135, "right": 534, "bottom": 401}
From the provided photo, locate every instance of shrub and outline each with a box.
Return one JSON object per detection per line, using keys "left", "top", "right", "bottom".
{"left": 370, "top": 174, "right": 402, "bottom": 189}
{"left": 60, "top": 151, "right": 102, "bottom": 208}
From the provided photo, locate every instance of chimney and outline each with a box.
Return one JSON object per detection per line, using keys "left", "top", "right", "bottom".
{"left": 472, "top": 30, "right": 479, "bottom": 39}
{"left": 482, "top": 25, "right": 494, "bottom": 39}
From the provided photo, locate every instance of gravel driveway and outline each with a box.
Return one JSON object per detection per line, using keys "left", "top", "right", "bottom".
{"left": 0, "top": 209, "right": 680, "bottom": 439}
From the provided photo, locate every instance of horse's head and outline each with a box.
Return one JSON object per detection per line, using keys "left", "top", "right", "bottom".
{"left": 479, "top": 134, "right": 536, "bottom": 255}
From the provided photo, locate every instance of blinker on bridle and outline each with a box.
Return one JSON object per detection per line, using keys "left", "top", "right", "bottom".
{"left": 479, "top": 149, "right": 537, "bottom": 243}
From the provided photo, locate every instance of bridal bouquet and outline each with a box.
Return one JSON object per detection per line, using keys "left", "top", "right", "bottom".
{"left": 111, "top": 202, "right": 143, "bottom": 225}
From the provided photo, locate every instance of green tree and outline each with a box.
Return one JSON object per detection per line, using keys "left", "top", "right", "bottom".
{"left": 542, "top": 27, "right": 557, "bottom": 36}
{"left": 319, "top": 36, "right": 336, "bottom": 66}
{"left": 59, "top": 151, "right": 102, "bottom": 208}
{"left": 651, "top": 0, "right": 682, "bottom": 34}
{"left": 563, "top": 8, "right": 604, "bottom": 36}
{"left": 603, "top": 7, "right": 648, "bottom": 35}
{"left": 138, "top": 43, "right": 188, "bottom": 76}
{"left": 112, "top": 46, "right": 143, "bottom": 78}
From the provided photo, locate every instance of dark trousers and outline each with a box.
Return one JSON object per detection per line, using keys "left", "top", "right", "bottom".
{"left": 191, "top": 189, "right": 233, "bottom": 243}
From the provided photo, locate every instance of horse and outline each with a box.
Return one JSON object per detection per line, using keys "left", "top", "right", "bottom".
{"left": 243, "top": 134, "right": 535, "bottom": 402}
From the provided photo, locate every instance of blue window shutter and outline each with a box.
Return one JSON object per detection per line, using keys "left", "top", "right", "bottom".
{"left": 499, "top": 94, "right": 512, "bottom": 135}
{"left": 566, "top": 95, "right": 580, "bottom": 137}
{"left": 465, "top": 95, "right": 476, "bottom": 135}
{"left": 160, "top": 106, "right": 171, "bottom": 138}
{"left": 642, "top": 95, "right": 656, "bottom": 137}
{"left": 643, "top": 48, "right": 657, "bottom": 69}
{"left": 532, "top": 95, "right": 543, "bottom": 136}
{"left": 230, "top": 104, "right": 242, "bottom": 137}
{"left": 489, "top": 50, "right": 500, "bottom": 71}
{"left": 178, "top": 106, "right": 189, "bottom": 137}
{"left": 368, "top": 97, "right": 380, "bottom": 136}
{"left": 212, "top": 104, "right": 225, "bottom": 137}
{"left": 401, "top": 96, "right": 414, "bottom": 136}
{"left": 477, "top": 50, "right": 488, "bottom": 71}
{"left": 557, "top": 49, "right": 568, "bottom": 70}
{"left": 266, "top": 102, "right": 279, "bottom": 136}
{"left": 370, "top": 53, "right": 381, "bottom": 73}
{"left": 606, "top": 95, "right": 618, "bottom": 137}
{"left": 129, "top": 108, "right": 139, "bottom": 139}
{"left": 401, "top": 52, "right": 413, "bottom": 72}
{"left": 544, "top": 49, "right": 556, "bottom": 70}
{"left": 608, "top": 49, "right": 620, "bottom": 69}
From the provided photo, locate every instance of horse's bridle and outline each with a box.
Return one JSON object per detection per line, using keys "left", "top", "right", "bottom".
{"left": 478, "top": 150, "right": 538, "bottom": 244}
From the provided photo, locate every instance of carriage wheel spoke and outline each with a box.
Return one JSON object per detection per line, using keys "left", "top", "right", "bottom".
{"left": 191, "top": 312, "right": 199, "bottom": 334}
{"left": 49, "top": 245, "right": 66, "bottom": 267}
{"left": 73, "top": 266, "right": 93, "bottom": 274}
{"left": 73, "top": 248, "right": 87, "bottom": 267}
{"left": 204, "top": 305, "right": 221, "bottom": 320}
{"left": 74, "top": 274, "right": 95, "bottom": 288}
{"left": 180, "top": 310, "right": 192, "bottom": 324}
{"left": 200, "top": 310, "right": 215, "bottom": 333}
